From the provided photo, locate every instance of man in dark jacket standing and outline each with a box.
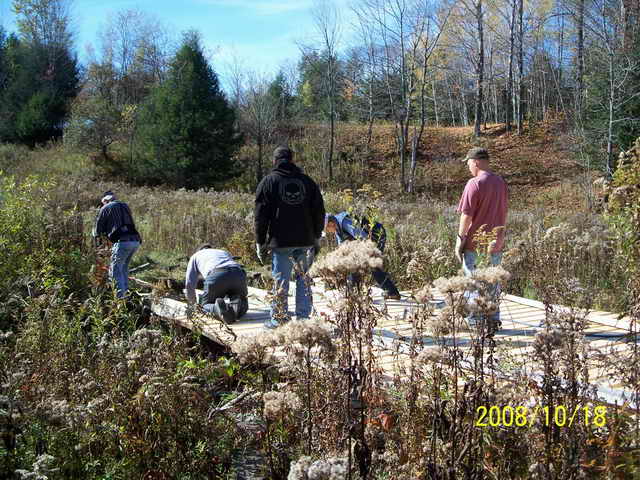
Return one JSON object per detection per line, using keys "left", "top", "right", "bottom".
{"left": 94, "top": 191, "right": 142, "bottom": 298}
{"left": 255, "top": 146, "right": 325, "bottom": 328}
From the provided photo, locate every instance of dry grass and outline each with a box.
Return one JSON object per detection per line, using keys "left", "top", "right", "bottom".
{"left": 1, "top": 125, "right": 636, "bottom": 479}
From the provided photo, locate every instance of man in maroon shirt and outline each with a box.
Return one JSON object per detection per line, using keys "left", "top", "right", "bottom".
{"left": 456, "top": 147, "right": 508, "bottom": 327}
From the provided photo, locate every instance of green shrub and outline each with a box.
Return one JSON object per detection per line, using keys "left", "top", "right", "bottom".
{"left": 0, "top": 174, "right": 89, "bottom": 327}
{"left": 607, "top": 138, "right": 640, "bottom": 313}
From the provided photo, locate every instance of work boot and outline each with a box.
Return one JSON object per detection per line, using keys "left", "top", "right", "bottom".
{"left": 212, "top": 298, "right": 236, "bottom": 324}
{"left": 227, "top": 296, "right": 248, "bottom": 320}
{"left": 383, "top": 291, "right": 401, "bottom": 301}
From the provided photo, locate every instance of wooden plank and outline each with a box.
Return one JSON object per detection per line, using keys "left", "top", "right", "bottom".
{"left": 504, "top": 294, "right": 633, "bottom": 331}
{"left": 151, "top": 286, "right": 638, "bottom": 403}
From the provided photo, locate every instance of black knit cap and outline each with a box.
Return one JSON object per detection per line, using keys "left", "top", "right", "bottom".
{"left": 273, "top": 146, "right": 293, "bottom": 162}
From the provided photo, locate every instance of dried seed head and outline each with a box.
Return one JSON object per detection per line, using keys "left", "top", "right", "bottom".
{"left": 310, "top": 240, "right": 383, "bottom": 280}
{"left": 433, "top": 275, "right": 477, "bottom": 294}
{"left": 263, "top": 390, "right": 302, "bottom": 421}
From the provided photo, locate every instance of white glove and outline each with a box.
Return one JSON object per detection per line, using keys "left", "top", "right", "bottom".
{"left": 455, "top": 234, "right": 466, "bottom": 263}
{"left": 256, "top": 243, "right": 268, "bottom": 265}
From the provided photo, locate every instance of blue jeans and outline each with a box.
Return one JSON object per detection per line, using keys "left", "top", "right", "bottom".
{"left": 270, "top": 247, "right": 314, "bottom": 324}
{"left": 463, "top": 251, "right": 502, "bottom": 325}
{"left": 110, "top": 241, "right": 140, "bottom": 298}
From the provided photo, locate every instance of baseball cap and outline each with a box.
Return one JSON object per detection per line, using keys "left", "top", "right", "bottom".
{"left": 462, "top": 147, "right": 490, "bottom": 162}
{"left": 101, "top": 190, "right": 116, "bottom": 203}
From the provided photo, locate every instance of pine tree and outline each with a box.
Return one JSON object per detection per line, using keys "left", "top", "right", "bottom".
{"left": 0, "top": 0, "right": 79, "bottom": 145}
{"left": 134, "top": 31, "right": 242, "bottom": 188}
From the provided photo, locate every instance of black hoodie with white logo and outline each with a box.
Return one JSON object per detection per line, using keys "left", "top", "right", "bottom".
{"left": 254, "top": 160, "right": 325, "bottom": 248}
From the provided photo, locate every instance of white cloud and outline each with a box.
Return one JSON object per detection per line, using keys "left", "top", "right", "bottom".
{"left": 196, "top": 0, "right": 313, "bottom": 15}
{"left": 210, "top": 34, "right": 301, "bottom": 74}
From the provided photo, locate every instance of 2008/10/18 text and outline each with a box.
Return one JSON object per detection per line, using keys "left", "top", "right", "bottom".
{"left": 475, "top": 405, "right": 607, "bottom": 428}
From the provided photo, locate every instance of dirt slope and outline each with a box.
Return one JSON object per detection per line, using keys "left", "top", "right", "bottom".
{"left": 328, "top": 119, "right": 586, "bottom": 208}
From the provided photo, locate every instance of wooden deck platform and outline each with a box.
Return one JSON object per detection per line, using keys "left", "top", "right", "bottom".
{"left": 151, "top": 283, "right": 637, "bottom": 405}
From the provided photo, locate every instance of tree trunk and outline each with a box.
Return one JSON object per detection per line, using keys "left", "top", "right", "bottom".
{"left": 576, "top": 0, "right": 585, "bottom": 117}
{"left": 366, "top": 74, "right": 374, "bottom": 150}
{"left": 557, "top": 3, "right": 565, "bottom": 105}
{"left": 408, "top": 132, "right": 419, "bottom": 193}
{"left": 507, "top": 0, "right": 516, "bottom": 131}
{"left": 329, "top": 95, "right": 335, "bottom": 181}
{"left": 432, "top": 77, "right": 440, "bottom": 127}
{"left": 409, "top": 36, "right": 431, "bottom": 193}
{"left": 399, "top": 123, "right": 406, "bottom": 191}
{"left": 474, "top": 0, "right": 484, "bottom": 138}
{"left": 461, "top": 79, "right": 470, "bottom": 126}
{"left": 489, "top": 39, "right": 498, "bottom": 123}
{"left": 516, "top": 0, "right": 524, "bottom": 134}
{"left": 257, "top": 137, "right": 263, "bottom": 186}
{"left": 327, "top": 54, "right": 335, "bottom": 182}
{"left": 446, "top": 74, "right": 457, "bottom": 125}
{"left": 606, "top": 52, "right": 615, "bottom": 178}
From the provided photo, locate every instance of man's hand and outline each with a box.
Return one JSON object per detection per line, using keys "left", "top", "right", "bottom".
{"left": 256, "top": 243, "right": 268, "bottom": 265}
{"left": 455, "top": 234, "right": 466, "bottom": 263}
{"left": 313, "top": 238, "right": 322, "bottom": 257}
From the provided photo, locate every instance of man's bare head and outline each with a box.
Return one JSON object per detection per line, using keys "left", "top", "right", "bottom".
{"left": 324, "top": 214, "right": 338, "bottom": 234}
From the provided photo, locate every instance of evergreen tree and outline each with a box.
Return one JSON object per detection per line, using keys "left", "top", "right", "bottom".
{"left": 296, "top": 50, "right": 347, "bottom": 121}
{"left": 267, "top": 70, "right": 294, "bottom": 123}
{"left": 0, "top": 28, "right": 6, "bottom": 91}
{"left": 0, "top": 0, "right": 79, "bottom": 145}
{"left": 133, "top": 31, "right": 242, "bottom": 188}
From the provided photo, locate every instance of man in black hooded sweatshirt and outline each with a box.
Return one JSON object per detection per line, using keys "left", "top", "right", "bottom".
{"left": 255, "top": 146, "right": 325, "bottom": 329}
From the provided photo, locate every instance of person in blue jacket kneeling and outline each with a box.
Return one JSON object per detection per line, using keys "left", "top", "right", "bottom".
{"left": 324, "top": 212, "right": 401, "bottom": 300}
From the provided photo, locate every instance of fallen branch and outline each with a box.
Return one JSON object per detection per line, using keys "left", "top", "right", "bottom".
{"left": 207, "top": 389, "right": 258, "bottom": 419}
{"left": 129, "top": 263, "right": 152, "bottom": 274}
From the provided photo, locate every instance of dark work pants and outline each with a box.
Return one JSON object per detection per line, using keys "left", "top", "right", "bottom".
{"left": 201, "top": 267, "right": 249, "bottom": 319}
{"left": 348, "top": 234, "right": 400, "bottom": 296}
{"left": 349, "top": 269, "right": 400, "bottom": 296}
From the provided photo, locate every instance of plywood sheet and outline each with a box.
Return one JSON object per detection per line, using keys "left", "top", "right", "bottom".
{"left": 151, "top": 284, "right": 636, "bottom": 404}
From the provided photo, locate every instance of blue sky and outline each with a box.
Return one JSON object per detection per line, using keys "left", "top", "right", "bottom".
{"left": 1, "top": 0, "right": 353, "bottom": 87}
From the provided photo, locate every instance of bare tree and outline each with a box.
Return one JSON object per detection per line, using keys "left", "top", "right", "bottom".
{"left": 222, "top": 48, "right": 246, "bottom": 115}
{"left": 575, "top": 0, "right": 585, "bottom": 116}
{"left": 407, "top": 2, "right": 450, "bottom": 192}
{"left": 99, "top": 8, "right": 172, "bottom": 104}
{"left": 505, "top": 0, "right": 517, "bottom": 130}
{"left": 239, "top": 71, "right": 278, "bottom": 185}
{"left": 513, "top": 0, "right": 524, "bottom": 133}
{"left": 352, "top": 10, "right": 381, "bottom": 151}
{"left": 352, "top": 0, "right": 450, "bottom": 191}
{"left": 310, "top": 0, "right": 341, "bottom": 181}
{"left": 458, "top": 0, "right": 485, "bottom": 137}
{"left": 582, "top": 0, "right": 640, "bottom": 176}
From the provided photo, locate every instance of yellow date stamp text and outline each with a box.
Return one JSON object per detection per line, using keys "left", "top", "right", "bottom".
{"left": 475, "top": 405, "right": 607, "bottom": 428}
